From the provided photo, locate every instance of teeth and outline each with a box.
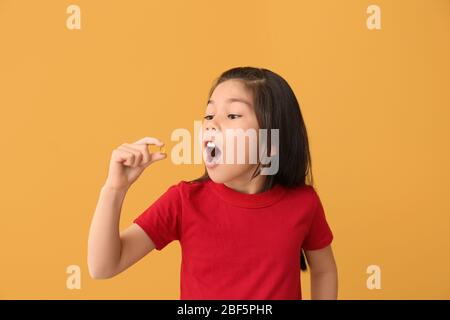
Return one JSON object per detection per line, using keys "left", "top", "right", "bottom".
{"left": 205, "top": 140, "right": 220, "bottom": 162}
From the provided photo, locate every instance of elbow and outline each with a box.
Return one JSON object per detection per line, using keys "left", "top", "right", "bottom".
{"left": 89, "top": 269, "right": 111, "bottom": 280}
{"left": 87, "top": 261, "right": 116, "bottom": 280}
{"left": 88, "top": 267, "right": 114, "bottom": 280}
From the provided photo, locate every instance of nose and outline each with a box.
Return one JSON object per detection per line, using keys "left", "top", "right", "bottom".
{"left": 205, "top": 121, "right": 218, "bottom": 131}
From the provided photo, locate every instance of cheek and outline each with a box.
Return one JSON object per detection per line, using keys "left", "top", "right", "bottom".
{"left": 222, "top": 126, "right": 260, "bottom": 164}
{"left": 224, "top": 135, "right": 259, "bottom": 165}
{"left": 244, "top": 121, "right": 260, "bottom": 163}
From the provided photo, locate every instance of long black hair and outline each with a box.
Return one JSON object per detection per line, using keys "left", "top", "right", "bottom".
{"left": 192, "top": 67, "right": 314, "bottom": 271}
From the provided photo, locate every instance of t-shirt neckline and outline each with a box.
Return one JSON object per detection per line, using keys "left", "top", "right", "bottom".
{"left": 207, "top": 178, "right": 287, "bottom": 208}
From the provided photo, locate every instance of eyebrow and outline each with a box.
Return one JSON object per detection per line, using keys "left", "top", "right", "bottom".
{"left": 207, "top": 98, "right": 252, "bottom": 107}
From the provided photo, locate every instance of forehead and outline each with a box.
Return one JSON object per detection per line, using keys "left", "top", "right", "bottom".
{"left": 209, "top": 79, "right": 253, "bottom": 104}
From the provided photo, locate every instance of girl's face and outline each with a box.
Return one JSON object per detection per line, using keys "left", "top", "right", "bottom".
{"left": 202, "top": 79, "right": 261, "bottom": 184}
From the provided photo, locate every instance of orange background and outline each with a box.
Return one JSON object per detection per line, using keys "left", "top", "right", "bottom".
{"left": 0, "top": 0, "right": 449, "bottom": 299}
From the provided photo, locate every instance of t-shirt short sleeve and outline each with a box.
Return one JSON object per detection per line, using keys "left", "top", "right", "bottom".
{"left": 133, "top": 183, "right": 182, "bottom": 251}
{"left": 302, "top": 187, "right": 334, "bottom": 251}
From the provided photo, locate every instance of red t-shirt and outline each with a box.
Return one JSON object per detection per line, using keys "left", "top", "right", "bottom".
{"left": 133, "top": 178, "right": 333, "bottom": 300}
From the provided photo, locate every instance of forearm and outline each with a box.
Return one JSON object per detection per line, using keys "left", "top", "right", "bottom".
{"left": 87, "top": 185, "right": 128, "bottom": 278}
{"left": 310, "top": 269, "right": 338, "bottom": 300}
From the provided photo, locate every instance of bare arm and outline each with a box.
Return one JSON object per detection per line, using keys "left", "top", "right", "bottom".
{"left": 305, "top": 245, "right": 338, "bottom": 299}
{"left": 87, "top": 185, "right": 155, "bottom": 279}
{"left": 87, "top": 137, "right": 166, "bottom": 279}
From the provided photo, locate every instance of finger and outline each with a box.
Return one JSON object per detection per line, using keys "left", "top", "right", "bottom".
{"left": 119, "top": 145, "right": 142, "bottom": 167}
{"left": 148, "top": 151, "right": 167, "bottom": 164}
{"left": 113, "top": 148, "right": 135, "bottom": 167}
{"left": 133, "top": 136, "right": 164, "bottom": 147}
{"left": 121, "top": 145, "right": 144, "bottom": 167}
{"left": 123, "top": 143, "right": 150, "bottom": 165}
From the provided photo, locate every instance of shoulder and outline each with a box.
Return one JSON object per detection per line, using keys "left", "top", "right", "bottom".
{"left": 285, "top": 183, "right": 319, "bottom": 199}
{"left": 283, "top": 184, "right": 322, "bottom": 210}
{"left": 165, "top": 178, "right": 210, "bottom": 200}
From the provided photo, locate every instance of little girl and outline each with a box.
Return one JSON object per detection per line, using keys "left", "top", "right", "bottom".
{"left": 88, "top": 67, "right": 338, "bottom": 300}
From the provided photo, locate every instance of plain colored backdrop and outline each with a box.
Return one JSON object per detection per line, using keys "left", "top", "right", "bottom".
{"left": 0, "top": 0, "right": 449, "bottom": 299}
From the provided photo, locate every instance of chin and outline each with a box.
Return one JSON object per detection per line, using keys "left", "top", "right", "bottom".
{"left": 205, "top": 166, "right": 229, "bottom": 184}
{"left": 206, "top": 164, "right": 253, "bottom": 184}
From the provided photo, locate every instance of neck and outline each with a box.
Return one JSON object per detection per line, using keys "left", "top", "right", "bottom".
{"left": 224, "top": 169, "right": 266, "bottom": 194}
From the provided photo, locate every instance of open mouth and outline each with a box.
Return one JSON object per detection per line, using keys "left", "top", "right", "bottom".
{"left": 204, "top": 140, "right": 222, "bottom": 164}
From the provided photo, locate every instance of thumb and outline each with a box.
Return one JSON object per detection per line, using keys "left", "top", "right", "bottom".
{"left": 148, "top": 152, "right": 167, "bottom": 165}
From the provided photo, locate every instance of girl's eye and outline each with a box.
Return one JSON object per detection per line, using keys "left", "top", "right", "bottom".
{"left": 204, "top": 115, "right": 214, "bottom": 120}
{"left": 228, "top": 114, "right": 242, "bottom": 120}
